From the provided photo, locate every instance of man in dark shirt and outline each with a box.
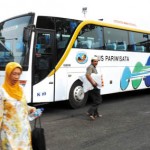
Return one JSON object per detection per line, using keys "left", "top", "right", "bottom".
{"left": 86, "top": 56, "right": 104, "bottom": 120}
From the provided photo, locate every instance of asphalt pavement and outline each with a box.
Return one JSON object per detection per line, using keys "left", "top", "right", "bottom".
{"left": 31, "top": 90, "right": 150, "bottom": 150}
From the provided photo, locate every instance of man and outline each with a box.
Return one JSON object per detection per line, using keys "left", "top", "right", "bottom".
{"left": 86, "top": 56, "right": 104, "bottom": 120}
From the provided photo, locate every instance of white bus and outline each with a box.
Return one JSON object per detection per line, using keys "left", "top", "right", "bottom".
{"left": 0, "top": 12, "right": 150, "bottom": 108}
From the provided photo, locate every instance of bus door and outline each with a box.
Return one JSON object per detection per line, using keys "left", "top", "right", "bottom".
{"left": 32, "top": 29, "right": 56, "bottom": 102}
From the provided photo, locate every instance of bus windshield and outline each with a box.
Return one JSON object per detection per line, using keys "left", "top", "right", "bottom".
{"left": 0, "top": 14, "right": 34, "bottom": 70}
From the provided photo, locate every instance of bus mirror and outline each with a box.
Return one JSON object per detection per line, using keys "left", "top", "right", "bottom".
{"left": 23, "top": 27, "right": 32, "bottom": 43}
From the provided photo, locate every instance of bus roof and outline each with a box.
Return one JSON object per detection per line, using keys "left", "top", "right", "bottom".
{"left": 82, "top": 19, "right": 150, "bottom": 34}
{"left": 1, "top": 12, "right": 150, "bottom": 34}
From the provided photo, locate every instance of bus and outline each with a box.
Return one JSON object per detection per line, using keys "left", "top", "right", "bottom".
{"left": 0, "top": 12, "right": 150, "bottom": 108}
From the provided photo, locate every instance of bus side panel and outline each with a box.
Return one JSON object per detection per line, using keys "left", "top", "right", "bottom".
{"left": 54, "top": 68, "right": 68, "bottom": 101}
{"left": 21, "top": 72, "right": 32, "bottom": 103}
{"left": 32, "top": 75, "right": 54, "bottom": 103}
{"left": 64, "top": 49, "right": 150, "bottom": 95}
{"left": 55, "top": 68, "right": 86, "bottom": 101}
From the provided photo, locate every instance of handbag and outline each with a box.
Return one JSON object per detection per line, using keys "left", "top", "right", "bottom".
{"left": 32, "top": 117, "right": 46, "bottom": 150}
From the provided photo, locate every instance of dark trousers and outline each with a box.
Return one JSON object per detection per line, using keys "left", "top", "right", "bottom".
{"left": 87, "top": 88, "right": 102, "bottom": 115}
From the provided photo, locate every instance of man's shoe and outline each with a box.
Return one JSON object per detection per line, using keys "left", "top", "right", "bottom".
{"left": 94, "top": 114, "right": 102, "bottom": 118}
{"left": 89, "top": 115, "right": 96, "bottom": 120}
{"left": 86, "top": 113, "right": 95, "bottom": 120}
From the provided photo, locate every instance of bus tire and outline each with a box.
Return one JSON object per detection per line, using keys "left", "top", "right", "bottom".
{"left": 69, "top": 80, "right": 88, "bottom": 109}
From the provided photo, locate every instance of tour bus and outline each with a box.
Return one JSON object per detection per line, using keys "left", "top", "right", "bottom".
{"left": 0, "top": 12, "right": 150, "bottom": 108}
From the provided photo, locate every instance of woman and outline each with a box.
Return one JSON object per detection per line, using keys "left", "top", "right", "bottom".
{"left": 0, "top": 62, "right": 36, "bottom": 150}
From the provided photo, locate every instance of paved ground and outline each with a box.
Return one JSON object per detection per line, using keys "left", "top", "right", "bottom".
{"left": 31, "top": 90, "right": 150, "bottom": 150}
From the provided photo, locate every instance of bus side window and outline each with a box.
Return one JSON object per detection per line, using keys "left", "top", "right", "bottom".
{"left": 78, "top": 39, "right": 93, "bottom": 49}
{"left": 135, "top": 46, "right": 145, "bottom": 52}
{"left": 116, "top": 41, "right": 127, "bottom": 51}
{"left": 129, "top": 32, "right": 146, "bottom": 52}
{"left": 105, "top": 42, "right": 117, "bottom": 50}
{"left": 75, "top": 25, "right": 104, "bottom": 50}
{"left": 91, "top": 27, "right": 104, "bottom": 49}
{"left": 104, "top": 27, "right": 128, "bottom": 51}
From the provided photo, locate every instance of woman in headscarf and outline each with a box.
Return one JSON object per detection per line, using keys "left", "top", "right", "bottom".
{"left": 0, "top": 62, "right": 36, "bottom": 150}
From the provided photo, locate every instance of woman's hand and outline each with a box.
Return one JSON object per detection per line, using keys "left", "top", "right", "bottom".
{"left": 28, "top": 106, "right": 36, "bottom": 114}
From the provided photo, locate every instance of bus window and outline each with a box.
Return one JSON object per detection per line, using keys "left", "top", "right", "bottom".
{"left": 92, "top": 26, "right": 104, "bottom": 49}
{"left": 145, "top": 34, "right": 150, "bottom": 52}
{"left": 55, "top": 18, "right": 80, "bottom": 60}
{"left": 37, "top": 16, "right": 81, "bottom": 62}
{"left": 129, "top": 32, "right": 148, "bottom": 52}
{"left": 36, "top": 33, "right": 52, "bottom": 54}
{"left": 34, "top": 32, "right": 53, "bottom": 83}
{"left": 75, "top": 25, "right": 104, "bottom": 49}
{"left": 104, "top": 27, "right": 128, "bottom": 51}
{"left": 0, "top": 40, "right": 14, "bottom": 67}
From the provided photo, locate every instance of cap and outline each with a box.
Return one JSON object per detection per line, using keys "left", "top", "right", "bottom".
{"left": 91, "top": 56, "right": 98, "bottom": 61}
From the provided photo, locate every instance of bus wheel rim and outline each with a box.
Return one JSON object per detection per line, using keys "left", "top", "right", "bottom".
{"left": 73, "top": 86, "right": 84, "bottom": 102}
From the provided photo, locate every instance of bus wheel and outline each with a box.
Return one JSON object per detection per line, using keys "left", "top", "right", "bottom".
{"left": 69, "top": 80, "right": 88, "bottom": 109}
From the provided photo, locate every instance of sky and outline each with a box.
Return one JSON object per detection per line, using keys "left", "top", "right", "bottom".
{"left": 0, "top": 0, "right": 150, "bottom": 30}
